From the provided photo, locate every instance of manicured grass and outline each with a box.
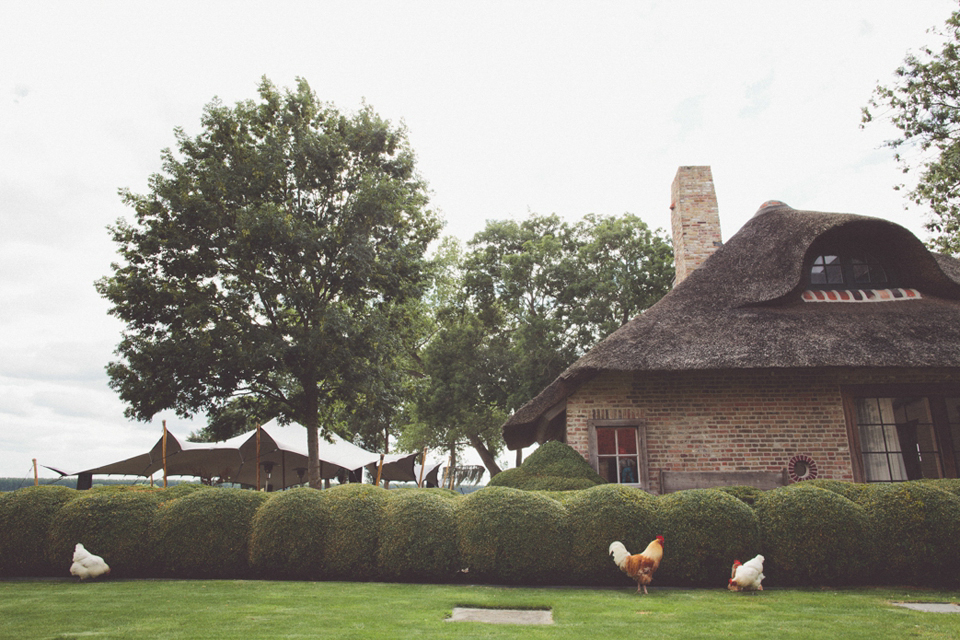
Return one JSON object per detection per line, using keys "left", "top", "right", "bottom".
{"left": 2, "top": 580, "right": 960, "bottom": 639}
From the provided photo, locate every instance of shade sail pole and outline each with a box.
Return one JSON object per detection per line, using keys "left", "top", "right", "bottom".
{"left": 33, "top": 458, "right": 38, "bottom": 487}
{"left": 418, "top": 448, "right": 427, "bottom": 488}
{"left": 162, "top": 420, "right": 168, "bottom": 489}
{"left": 256, "top": 424, "right": 261, "bottom": 491}
{"left": 375, "top": 453, "right": 385, "bottom": 486}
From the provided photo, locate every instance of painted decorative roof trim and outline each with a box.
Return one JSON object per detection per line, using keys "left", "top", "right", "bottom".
{"left": 801, "top": 288, "right": 922, "bottom": 303}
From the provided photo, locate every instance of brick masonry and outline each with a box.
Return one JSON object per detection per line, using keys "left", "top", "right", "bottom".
{"left": 671, "top": 166, "right": 722, "bottom": 285}
{"left": 564, "top": 367, "right": 960, "bottom": 493}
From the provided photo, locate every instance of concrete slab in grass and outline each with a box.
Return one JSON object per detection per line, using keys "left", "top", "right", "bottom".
{"left": 893, "top": 602, "right": 960, "bottom": 613}
{"left": 447, "top": 607, "right": 554, "bottom": 625}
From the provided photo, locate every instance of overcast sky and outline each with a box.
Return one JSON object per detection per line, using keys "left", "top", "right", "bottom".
{"left": 2, "top": 0, "right": 956, "bottom": 480}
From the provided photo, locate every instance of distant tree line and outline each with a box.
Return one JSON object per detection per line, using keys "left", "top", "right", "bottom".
{"left": 0, "top": 478, "right": 199, "bottom": 492}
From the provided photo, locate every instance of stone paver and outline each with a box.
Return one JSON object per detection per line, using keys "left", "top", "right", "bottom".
{"left": 447, "top": 607, "right": 554, "bottom": 625}
{"left": 893, "top": 602, "right": 960, "bottom": 613}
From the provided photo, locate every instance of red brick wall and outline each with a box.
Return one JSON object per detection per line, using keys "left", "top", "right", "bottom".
{"left": 565, "top": 367, "right": 960, "bottom": 493}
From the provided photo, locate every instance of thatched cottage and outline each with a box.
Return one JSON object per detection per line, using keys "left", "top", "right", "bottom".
{"left": 501, "top": 166, "right": 960, "bottom": 494}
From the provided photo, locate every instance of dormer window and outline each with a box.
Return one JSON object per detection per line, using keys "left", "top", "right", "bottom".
{"left": 809, "top": 252, "right": 893, "bottom": 289}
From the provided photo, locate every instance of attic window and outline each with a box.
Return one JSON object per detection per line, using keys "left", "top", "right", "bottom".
{"left": 809, "top": 253, "right": 891, "bottom": 288}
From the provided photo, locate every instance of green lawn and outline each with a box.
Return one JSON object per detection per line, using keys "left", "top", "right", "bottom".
{"left": 2, "top": 580, "right": 959, "bottom": 639}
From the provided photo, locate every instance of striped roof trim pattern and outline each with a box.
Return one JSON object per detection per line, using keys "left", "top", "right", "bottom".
{"left": 801, "top": 288, "right": 922, "bottom": 303}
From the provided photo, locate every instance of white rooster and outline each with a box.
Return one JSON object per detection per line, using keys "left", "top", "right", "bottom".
{"left": 70, "top": 543, "right": 110, "bottom": 580}
{"left": 728, "top": 554, "right": 764, "bottom": 591}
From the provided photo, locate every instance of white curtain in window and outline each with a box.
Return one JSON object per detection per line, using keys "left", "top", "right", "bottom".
{"left": 857, "top": 398, "right": 907, "bottom": 481}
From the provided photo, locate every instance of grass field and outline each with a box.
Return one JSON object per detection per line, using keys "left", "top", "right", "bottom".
{"left": 2, "top": 580, "right": 960, "bottom": 639}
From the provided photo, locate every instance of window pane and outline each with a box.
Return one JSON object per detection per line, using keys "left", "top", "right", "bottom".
{"left": 810, "top": 265, "right": 826, "bottom": 284}
{"left": 862, "top": 453, "right": 894, "bottom": 482}
{"left": 856, "top": 396, "right": 942, "bottom": 482}
{"left": 616, "top": 428, "right": 637, "bottom": 454}
{"left": 598, "top": 457, "right": 617, "bottom": 483}
{"left": 619, "top": 457, "right": 638, "bottom": 483}
{"left": 597, "top": 428, "right": 615, "bottom": 455}
{"left": 947, "top": 397, "right": 960, "bottom": 474}
{"left": 946, "top": 397, "right": 960, "bottom": 425}
{"left": 851, "top": 257, "right": 888, "bottom": 284}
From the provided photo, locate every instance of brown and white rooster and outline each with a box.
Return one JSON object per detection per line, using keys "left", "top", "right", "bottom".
{"left": 608, "top": 535, "right": 664, "bottom": 594}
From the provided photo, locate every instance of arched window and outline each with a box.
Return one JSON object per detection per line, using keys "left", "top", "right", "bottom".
{"left": 809, "top": 252, "right": 893, "bottom": 289}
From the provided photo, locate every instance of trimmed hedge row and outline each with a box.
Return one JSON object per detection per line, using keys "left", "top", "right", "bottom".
{"left": 657, "top": 489, "right": 760, "bottom": 587}
{"left": 0, "top": 485, "right": 76, "bottom": 576}
{"left": 4, "top": 479, "right": 960, "bottom": 587}
{"left": 456, "top": 486, "right": 570, "bottom": 584}
{"left": 756, "top": 485, "right": 872, "bottom": 586}
{"left": 153, "top": 488, "right": 269, "bottom": 578}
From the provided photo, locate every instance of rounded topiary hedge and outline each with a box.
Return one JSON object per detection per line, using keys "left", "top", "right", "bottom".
{"left": 565, "top": 483, "right": 658, "bottom": 585}
{"left": 456, "top": 486, "right": 570, "bottom": 585}
{"left": 152, "top": 488, "right": 269, "bottom": 578}
{"left": 0, "top": 486, "right": 77, "bottom": 577}
{"left": 487, "top": 469, "right": 600, "bottom": 491}
{"left": 655, "top": 488, "right": 761, "bottom": 587}
{"left": 856, "top": 482, "right": 960, "bottom": 586}
{"left": 487, "top": 441, "right": 605, "bottom": 491}
{"left": 48, "top": 489, "right": 162, "bottom": 578}
{"left": 756, "top": 485, "right": 872, "bottom": 586}
{"left": 797, "top": 478, "right": 870, "bottom": 503}
{"left": 321, "top": 483, "right": 389, "bottom": 580}
{"left": 154, "top": 483, "right": 208, "bottom": 501}
{"left": 249, "top": 487, "right": 331, "bottom": 579}
{"left": 916, "top": 478, "right": 960, "bottom": 499}
{"left": 715, "top": 485, "right": 764, "bottom": 508}
{"left": 376, "top": 489, "right": 461, "bottom": 582}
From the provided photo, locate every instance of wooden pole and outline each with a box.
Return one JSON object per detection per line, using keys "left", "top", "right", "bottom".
{"left": 375, "top": 453, "right": 385, "bottom": 486}
{"left": 162, "top": 420, "right": 168, "bottom": 489}
{"left": 446, "top": 450, "right": 456, "bottom": 490}
{"left": 33, "top": 458, "right": 38, "bottom": 487}
{"left": 256, "top": 424, "right": 261, "bottom": 491}
{"left": 418, "top": 447, "right": 427, "bottom": 488}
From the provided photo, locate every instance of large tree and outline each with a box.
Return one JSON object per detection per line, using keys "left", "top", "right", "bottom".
{"left": 462, "top": 212, "right": 674, "bottom": 409}
{"left": 401, "top": 237, "right": 511, "bottom": 476}
{"left": 863, "top": 7, "right": 960, "bottom": 255}
{"left": 405, "top": 213, "right": 673, "bottom": 475}
{"left": 96, "top": 78, "right": 440, "bottom": 488}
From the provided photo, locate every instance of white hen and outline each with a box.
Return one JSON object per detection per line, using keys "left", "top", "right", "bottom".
{"left": 70, "top": 543, "right": 110, "bottom": 580}
{"left": 728, "top": 554, "right": 764, "bottom": 591}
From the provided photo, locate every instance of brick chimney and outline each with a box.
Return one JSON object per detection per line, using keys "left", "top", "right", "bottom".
{"left": 670, "top": 166, "right": 722, "bottom": 285}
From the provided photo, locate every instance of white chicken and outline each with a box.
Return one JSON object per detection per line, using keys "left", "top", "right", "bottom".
{"left": 728, "top": 554, "right": 764, "bottom": 591}
{"left": 70, "top": 543, "right": 110, "bottom": 580}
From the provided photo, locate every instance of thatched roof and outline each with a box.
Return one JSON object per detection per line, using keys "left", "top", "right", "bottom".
{"left": 502, "top": 203, "right": 960, "bottom": 449}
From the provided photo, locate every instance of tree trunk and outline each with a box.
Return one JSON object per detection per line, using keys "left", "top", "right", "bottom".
{"left": 446, "top": 446, "right": 457, "bottom": 489}
{"left": 467, "top": 433, "right": 502, "bottom": 477}
{"left": 306, "top": 420, "right": 321, "bottom": 489}
{"left": 303, "top": 385, "right": 322, "bottom": 489}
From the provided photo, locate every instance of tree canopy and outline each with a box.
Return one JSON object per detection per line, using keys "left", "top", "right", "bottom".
{"left": 404, "top": 213, "right": 673, "bottom": 475}
{"left": 96, "top": 78, "right": 440, "bottom": 488}
{"left": 863, "top": 7, "right": 960, "bottom": 255}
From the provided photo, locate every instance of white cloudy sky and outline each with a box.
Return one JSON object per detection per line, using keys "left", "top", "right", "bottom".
{"left": 1, "top": 0, "right": 956, "bottom": 480}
